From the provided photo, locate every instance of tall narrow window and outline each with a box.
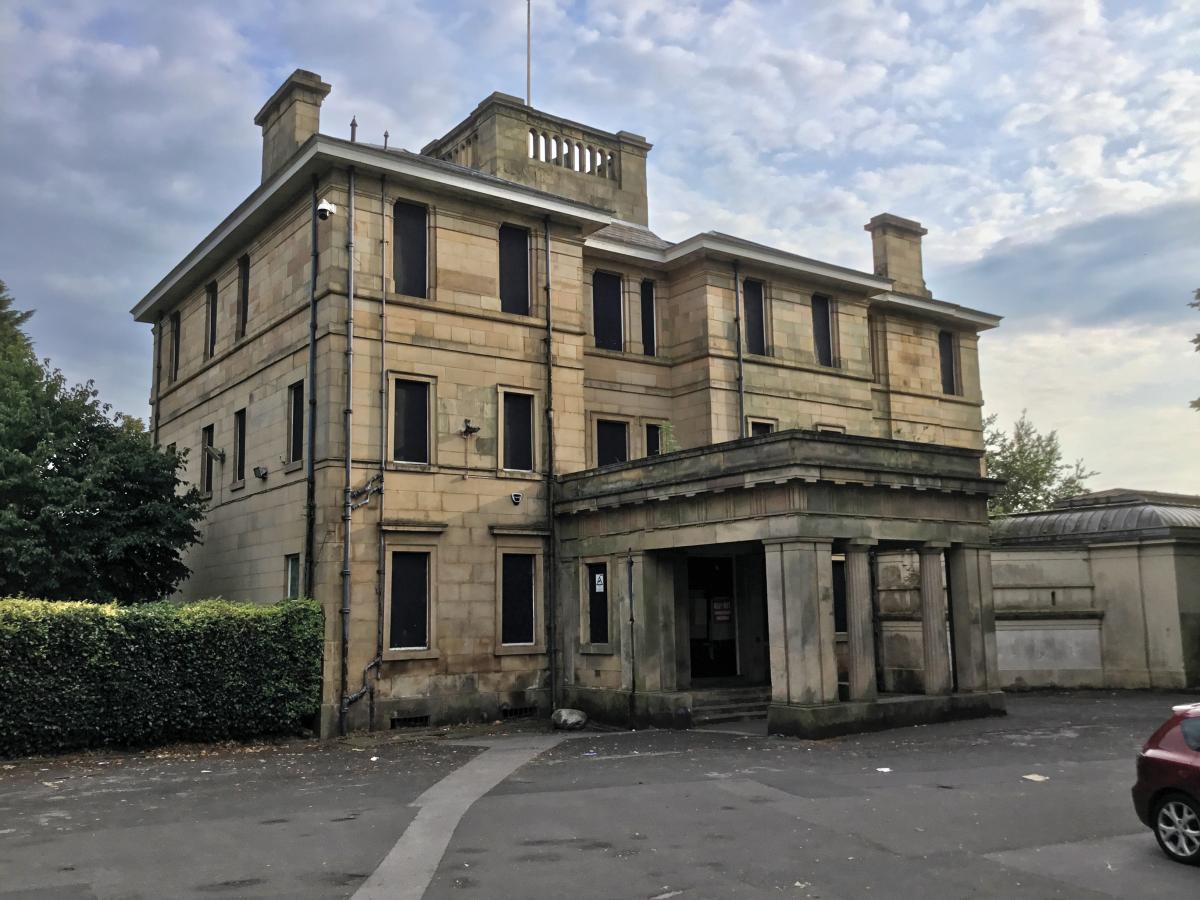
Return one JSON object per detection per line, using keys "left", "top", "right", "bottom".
{"left": 743, "top": 279, "right": 767, "bottom": 355}
{"left": 812, "top": 295, "right": 835, "bottom": 367}
{"left": 501, "top": 553, "right": 536, "bottom": 645}
{"left": 587, "top": 561, "right": 609, "bottom": 644}
{"left": 285, "top": 554, "right": 301, "bottom": 598}
{"left": 389, "top": 551, "right": 429, "bottom": 649}
{"left": 596, "top": 419, "right": 628, "bottom": 466}
{"left": 640, "top": 279, "right": 656, "bottom": 356}
{"left": 287, "top": 380, "right": 304, "bottom": 464}
{"left": 200, "top": 424, "right": 215, "bottom": 495}
{"left": 168, "top": 310, "right": 181, "bottom": 382}
{"left": 503, "top": 391, "right": 534, "bottom": 471}
{"left": 498, "top": 225, "right": 530, "bottom": 315}
{"left": 645, "top": 423, "right": 662, "bottom": 457}
{"left": 233, "top": 408, "right": 246, "bottom": 483}
{"left": 868, "top": 312, "right": 884, "bottom": 383}
{"left": 236, "top": 254, "right": 250, "bottom": 339}
{"left": 393, "top": 201, "right": 428, "bottom": 299}
{"left": 204, "top": 281, "right": 218, "bottom": 360}
{"left": 939, "top": 330, "right": 960, "bottom": 395}
{"left": 393, "top": 379, "right": 430, "bottom": 464}
{"left": 593, "top": 271, "right": 623, "bottom": 351}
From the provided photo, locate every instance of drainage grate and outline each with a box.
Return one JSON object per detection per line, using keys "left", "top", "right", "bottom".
{"left": 390, "top": 714, "right": 430, "bottom": 729}
{"left": 501, "top": 705, "right": 538, "bottom": 720}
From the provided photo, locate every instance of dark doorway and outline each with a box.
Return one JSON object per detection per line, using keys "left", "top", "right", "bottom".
{"left": 688, "top": 557, "right": 739, "bottom": 679}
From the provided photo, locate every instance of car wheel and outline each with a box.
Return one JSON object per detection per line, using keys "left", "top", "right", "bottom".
{"left": 1154, "top": 793, "right": 1200, "bottom": 865}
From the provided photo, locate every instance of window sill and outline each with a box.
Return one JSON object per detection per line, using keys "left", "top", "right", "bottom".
{"left": 387, "top": 460, "right": 434, "bottom": 472}
{"left": 382, "top": 648, "right": 441, "bottom": 662}
{"left": 283, "top": 459, "right": 304, "bottom": 474}
{"left": 495, "top": 643, "right": 546, "bottom": 657}
{"left": 495, "top": 468, "right": 541, "bottom": 481}
{"left": 230, "top": 479, "right": 246, "bottom": 492}
{"left": 200, "top": 491, "right": 213, "bottom": 501}
{"left": 579, "top": 643, "right": 615, "bottom": 656}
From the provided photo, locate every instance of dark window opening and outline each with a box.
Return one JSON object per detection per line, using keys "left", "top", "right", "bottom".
{"left": 200, "top": 424, "right": 214, "bottom": 494}
{"left": 640, "top": 279, "right": 656, "bottom": 356}
{"left": 501, "top": 553, "right": 536, "bottom": 645}
{"left": 501, "top": 705, "right": 538, "bottom": 720}
{"left": 393, "top": 201, "right": 428, "bottom": 299}
{"left": 593, "top": 271, "right": 623, "bottom": 351}
{"left": 503, "top": 392, "right": 534, "bottom": 471}
{"left": 204, "top": 281, "right": 218, "bottom": 359}
{"left": 393, "top": 379, "right": 430, "bottom": 464}
{"left": 750, "top": 421, "right": 774, "bottom": 437}
{"left": 868, "top": 312, "right": 883, "bottom": 383}
{"left": 646, "top": 423, "right": 661, "bottom": 457}
{"left": 596, "top": 420, "right": 628, "bottom": 466}
{"left": 939, "top": 330, "right": 960, "bottom": 395}
{"left": 832, "top": 558, "right": 848, "bottom": 633}
{"left": 237, "top": 255, "right": 250, "bottom": 339}
{"left": 587, "top": 561, "right": 609, "bottom": 644}
{"left": 285, "top": 554, "right": 301, "bottom": 598}
{"left": 389, "top": 551, "right": 429, "bottom": 649}
{"left": 744, "top": 279, "right": 767, "bottom": 355}
{"left": 233, "top": 408, "right": 246, "bottom": 482}
{"left": 812, "top": 295, "right": 834, "bottom": 367}
{"left": 391, "top": 714, "right": 430, "bottom": 729}
{"left": 499, "top": 225, "right": 530, "bottom": 316}
{"left": 168, "top": 311, "right": 181, "bottom": 382}
{"left": 287, "top": 380, "right": 304, "bottom": 464}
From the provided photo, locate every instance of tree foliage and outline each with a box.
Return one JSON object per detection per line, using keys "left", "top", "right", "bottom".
{"left": 0, "top": 281, "right": 205, "bottom": 602}
{"left": 984, "top": 410, "right": 1097, "bottom": 516}
{"left": 0, "top": 279, "right": 33, "bottom": 351}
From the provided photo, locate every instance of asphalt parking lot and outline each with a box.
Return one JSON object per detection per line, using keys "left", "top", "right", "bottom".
{"left": 2, "top": 692, "right": 1197, "bottom": 898}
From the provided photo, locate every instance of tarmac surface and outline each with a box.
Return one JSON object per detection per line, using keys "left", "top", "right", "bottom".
{"left": 2, "top": 691, "right": 1198, "bottom": 898}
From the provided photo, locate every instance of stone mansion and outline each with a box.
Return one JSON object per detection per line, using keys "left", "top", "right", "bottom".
{"left": 133, "top": 70, "right": 1006, "bottom": 737}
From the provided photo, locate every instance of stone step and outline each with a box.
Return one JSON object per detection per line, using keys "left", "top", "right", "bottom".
{"left": 692, "top": 702, "right": 770, "bottom": 722}
{"left": 692, "top": 690, "right": 771, "bottom": 708}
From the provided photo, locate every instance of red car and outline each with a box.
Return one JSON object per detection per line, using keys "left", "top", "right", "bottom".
{"left": 1133, "top": 702, "right": 1200, "bottom": 864}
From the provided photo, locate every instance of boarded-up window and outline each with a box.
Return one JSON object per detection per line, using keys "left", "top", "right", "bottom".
{"left": 593, "top": 271, "right": 622, "bottom": 351}
{"left": 169, "top": 311, "right": 181, "bottom": 382}
{"left": 503, "top": 392, "right": 534, "bottom": 471}
{"left": 233, "top": 408, "right": 246, "bottom": 482}
{"left": 939, "top": 330, "right": 960, "bottom": 395}
{"left": 587, "top": 561, "right": 609, "bottom": 644}
{"left": 287, "top": 380, "right": 304, "bottom": 464}
{"left": 393, "top": 201, "right": 427, "bottom": 299}
{"left": 501, "top": 553, "right": 536, "bottom": 645}
{"left": 499, "top": 225, "right": 530, "bottom": 315}
{"left": 812, "top": 295, "right": 835, "bottom": 367}
{"left": 596, "top": 419, "right": 628, "bottom": 466}
{"left": 204, "top": 281, "right": 218, "bottom": 359}
{"left": 237, "top": 255, "right": 250, "bottom": 339}
{"left": 744, "top": 279, "right": 767, "bottom": 355}
{"left": 646, "top": 423, "right": 661, "bottom": 457}
{"left": 750, "top": 420, "right": 774, "bottom": 437}
{"left": 201, "top": 424, "right": 214, "bottom": 494}
{"left": 640, "top": 279, "right": 656, "bottom": 356}
{"left": 393, "top": 379, "right": 429, "bottom": 463}
{"left": 389, "top": 551, "right": 429, "bottom": 649}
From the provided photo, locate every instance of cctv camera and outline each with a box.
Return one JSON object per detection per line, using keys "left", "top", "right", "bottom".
{"left": 511, "top": 492, "right": 523, "bottom": 506}
{"left": 317, "top": 199, "right": 337, "bottom": 220}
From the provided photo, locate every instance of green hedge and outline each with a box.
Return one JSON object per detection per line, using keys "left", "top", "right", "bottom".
{"left": 0, "top": 597, "right": 323, "bottom": 757}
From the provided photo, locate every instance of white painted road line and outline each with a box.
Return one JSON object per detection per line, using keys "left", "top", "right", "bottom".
{"left": 353, "top": 734, "right": 563, "bottom": 900}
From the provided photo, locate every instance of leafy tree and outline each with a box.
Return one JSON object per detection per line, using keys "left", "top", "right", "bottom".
{"left": 984, "top": 410, "right": 1097, "bottom": 516}
{"left": 1191, "top": 288, "right": 1199, "bottom": 412}
{"left": 0, "top": 282, "right": 205, "bottom": 602}
{"left": 0, "top": 279, "right": 33, "bottom": 351}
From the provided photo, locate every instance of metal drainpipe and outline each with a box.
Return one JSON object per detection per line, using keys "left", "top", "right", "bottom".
{"left": 151, "top": 317, "right": 162, "bottom": 447}
{"left": 338, "top": 167, "right": 357, "bottom": 737}
{"left": 627, "top": 549, "right": 636, "bottom": 724}
{"left": 303, "top": 176, "right": 319, "bottom": 600}
{"left": 372, "top": 172, "right": 388, "bottom": 730}
{"left": 542, "top": 215, "right": 558, "bottom": 709}
{"left": 733, "top": 260, "right": 746, "bottom": 439}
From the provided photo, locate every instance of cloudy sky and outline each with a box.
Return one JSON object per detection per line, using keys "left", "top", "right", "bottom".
{"left": 2, "top": 0, "right": 1198, "bottom": 491}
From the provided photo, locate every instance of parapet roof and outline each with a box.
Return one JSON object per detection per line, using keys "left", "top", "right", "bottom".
{"left": 990, "top": 489, "right": 1200, "bottom": 546}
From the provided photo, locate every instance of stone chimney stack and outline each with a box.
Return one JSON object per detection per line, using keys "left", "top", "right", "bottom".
{"left": 864, "top": 213, "right": 931, "bottom": 298}
{"left": 254, "top": 69, "right": 332, "bottom": 183}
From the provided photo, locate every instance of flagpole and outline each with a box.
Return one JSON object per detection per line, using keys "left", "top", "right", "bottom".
{"left": 526, "top": 0, "right": 532, "bottom": 106}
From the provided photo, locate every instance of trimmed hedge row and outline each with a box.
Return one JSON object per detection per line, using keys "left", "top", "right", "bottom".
{"left": 0, "top": 597, "right": 323, "bottom": 757}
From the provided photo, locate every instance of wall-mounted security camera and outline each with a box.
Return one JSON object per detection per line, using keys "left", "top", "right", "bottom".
{"left": 317, "top": 199, "right": 337, "bottom": 220}
{"left": 252, "top": 465, "right": 269, "bottom": 480}
{"left": 511, "top": 492, "right": 523, "bottom": 506}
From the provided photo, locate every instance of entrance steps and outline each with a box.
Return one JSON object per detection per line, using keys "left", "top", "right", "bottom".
{"left": 690, "top": 686, "right": 771, "bottom": 725}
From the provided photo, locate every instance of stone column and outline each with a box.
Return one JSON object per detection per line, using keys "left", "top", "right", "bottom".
{"left": 946, "top": 545, "right": 998, "bottom": 692}
{"left": 763, "top": 539, "right": 838, "bottom": 705}
{"left": 919, "top": 545, "right": 953, "bottom": 695}
{"left": 845, "top": 541, "right": 878, "bottom": 701}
